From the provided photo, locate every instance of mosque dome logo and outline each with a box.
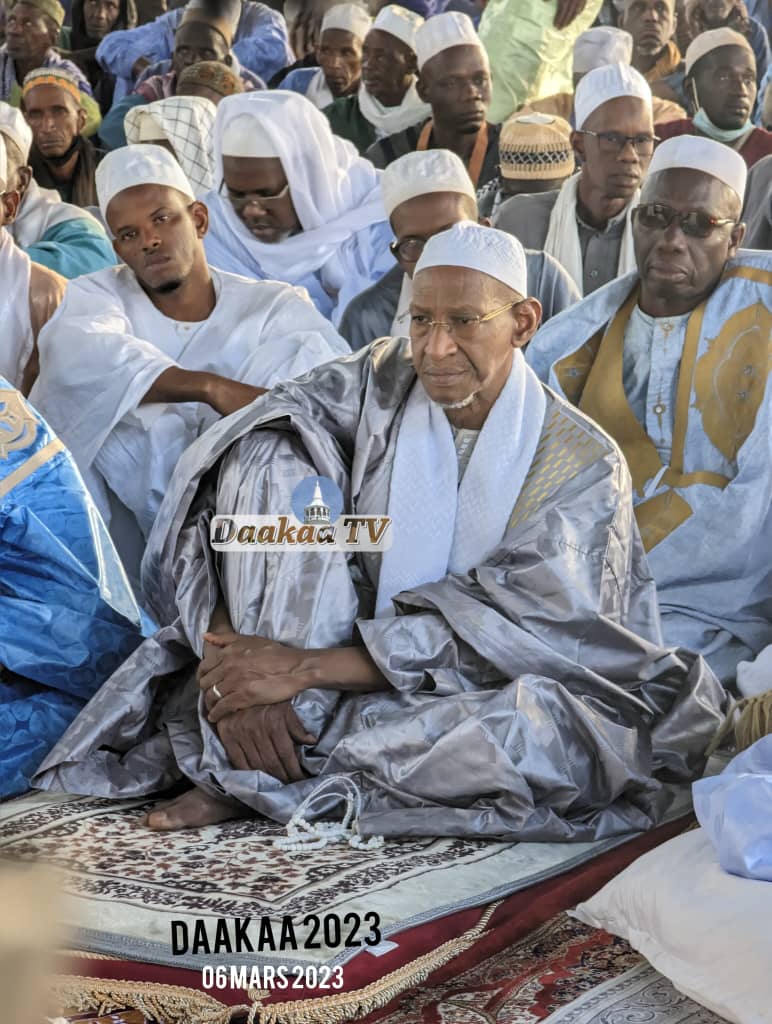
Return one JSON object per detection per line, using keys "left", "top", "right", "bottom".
{"left": 290, "top": 476, "right": 344, "bottom": 525}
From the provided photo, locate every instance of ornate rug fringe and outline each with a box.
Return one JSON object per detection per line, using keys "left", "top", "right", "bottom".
{"left": 246, "top": 900, "right": 502, "bottom": 1024}
{"left": 51, "top": 901, "right": 501, "bottom": 1024}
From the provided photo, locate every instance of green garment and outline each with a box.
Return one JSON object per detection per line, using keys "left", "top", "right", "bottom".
{"left": 479, "top": 0, "right": 603, "bottom": 123}
{"left": 24, "top": 218, "right": 116, "bottom": 279}
{"left": 323, "top": 94, "right": 376, "bottom": 154}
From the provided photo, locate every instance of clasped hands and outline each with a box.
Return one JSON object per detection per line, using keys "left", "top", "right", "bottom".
{"left": 197, "top": 631, "right": 317, "bottom": 783}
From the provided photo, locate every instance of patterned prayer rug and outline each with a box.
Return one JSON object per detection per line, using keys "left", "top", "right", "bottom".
{"left": 0, "top": 790, "right": 690, "bottom": 972}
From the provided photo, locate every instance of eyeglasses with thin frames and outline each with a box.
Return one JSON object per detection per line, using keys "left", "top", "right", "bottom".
{"left": 218, "top": 178, "right": 291, "bottom": 209}
{"left": 400, "top": 300, "right": 522, "bottom": 341}
{"left": 577, "top": 130, "right": 659, "bottom": 155}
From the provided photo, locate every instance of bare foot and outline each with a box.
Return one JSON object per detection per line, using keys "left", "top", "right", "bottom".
{"left": 143, "top": 785, "right": 246, "bottom": 831}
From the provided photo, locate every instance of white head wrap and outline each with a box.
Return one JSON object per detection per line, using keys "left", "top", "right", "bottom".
{"left": 220, "top": 111, "right": 279, "bottom": 158}
{"left": 645, "top": 135, "right": 747, "bottom": 201}
{"left": 685, "top": 27, "right": 756, "bottom": 75}
{"left": 371, "top": 4, "right": 423, "bottom": 51}
{"left": 96, "top": 144, "right": 196, "bottom": 221}
{"left": 381, "top": 149, "right": 476, "bottom": 217}
{"left": 414, "top": 220, "right": 527, "bottom": 296}
{"left": 573, "top": 26, "right": 633, "bottom": 74}
{"left": 207, "top": 91, "right": 386, "bottom": 281}
{"left": 574, "top": 61, "right": 652, "bottom": 130}
{"left": 415, "top": 11, "right": 485, "bottom": 71}
{"left": 0, "top": 134, "right": 6, "bottom": 192}
{"left": 321, "top": 2, "right": 372, "bottom": 42}
{"left": 124, "top": 96, "right": 217, "bottom": 198}
{"left": 0, "top": 102, "right": 33, "bottom": 162}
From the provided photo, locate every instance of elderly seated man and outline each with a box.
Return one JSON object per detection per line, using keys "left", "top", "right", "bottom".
{"left": 0, "top": 134, "right": 65, "bottom": 394}
{"left": 0, "top": 102, "right": 114, "bottom": 277}
{"left": 494, "top": 62, "right": 656, "bottom": 296}
{"left": 35, "top": 221, "right": 724, "bottom": 840}
{"left": 203, "top": 90, "right": 393, "bottom": 325}
{"left": 30, "top": 146, "right": 348, "bottom": 586}
{"left": 339, "top": 148, "right": 580, "bottom": 350}
{"left": 365, "top": 13, "right": 501, "bottom": 193}
{"left": 527, "top": 136, "right": 772, "bottom": 685}
{"left": 281, "top": 3, "right": 372, "bottom": 109}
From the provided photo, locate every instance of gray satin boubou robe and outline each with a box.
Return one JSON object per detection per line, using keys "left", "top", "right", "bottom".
{"left": 34, "top": 337, "right": 726, "bottom": 841}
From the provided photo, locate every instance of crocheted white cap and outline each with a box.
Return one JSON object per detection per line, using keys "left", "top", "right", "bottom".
{"left": 414, "top": 220, "right": 527, "bottom": 296}
{"left": 371, "top": 4, "right": 424, "bottom": 51}
{"left": 574, "top": 61, "right": 652, "bottom": 129}
{"left": 381, "top": 148, "right": 476, "bottom": 216}
{"left": 573, "top": 26, "right": 633, "bottom": 74}
{"left": 321, "top": 3, "right": 373, "bottom": 42}
{"left": 415, "top": 11, "right": 485, "bottom": 71}
{"left": 96, "top": 144, "right": 195, "bottom": 219}
{"left": 0, "top": 102, "right": 33, "bottom": 162}
{"left": 685, "top": 27, "right": 756, "bottom": 75}
{"left": 646, "top": 135, "right": 747, "bottom": 201}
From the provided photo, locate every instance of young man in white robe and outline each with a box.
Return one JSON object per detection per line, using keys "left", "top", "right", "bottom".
{"left": 527, "top": 136, "right": 772, "bottom": 684}
{"left": 494, "top": 62, "right": 657, "bottom": 297}
{"left": 35, "top": 223, "right": 724, "bottom": 840}
{"left": 0, "top": 132, "right": 65, "bottom": 395}
{"left": 29, "top": 146, "right": 348, "bottom": 586}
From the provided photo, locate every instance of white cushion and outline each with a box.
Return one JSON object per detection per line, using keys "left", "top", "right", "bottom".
{"left": 571, "top": 827, "right": 772, "bottom": 1024}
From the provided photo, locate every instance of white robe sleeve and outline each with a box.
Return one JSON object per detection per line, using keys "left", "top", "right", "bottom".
{"left": 30, "top": 272, "right": 179, "bottom": 472}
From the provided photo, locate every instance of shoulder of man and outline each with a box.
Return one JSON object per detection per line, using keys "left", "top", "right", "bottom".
{"left": 364, "top": 121, "right": 424, "bottom": 169}
{"left": 494, "top": 189, "right": 559, "bottom": 246}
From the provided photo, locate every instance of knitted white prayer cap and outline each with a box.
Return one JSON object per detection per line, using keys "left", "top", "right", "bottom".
{"left": 414, "top": 220, "right": 528, "bottom": 296}
{"left": 371, "top": 4, "right": 424, "bottom": 52}
{"left": 574, "top": 62, "right": 652, "bottom": 130}
{"left": 685, "top": 27, "right": 756, "bottom": 75}
{"left": 321, "top": 2, "right": 372, "bottom": 42}
{"left": 96, "top": 144, "right": 195, "bottom": 220}
{"left": 645, "top": 135, "right": 747, "bottom": 201}
{"left": 415, "top": 11, "right": 485, "bottom": 71}
{"left": 381, "top": 149, "right": 476, "bottom": 217}
{"left": 573, "top": 26, "right": 633, "bottom": 74}
{"left": 0, "top": 102, "right": 33, "bottom": 162}
{"left": 220, "top": 111, "right": 279, "bottom": 158}
{"left": 0, "top": 134, "right": 6, "bottom": 192}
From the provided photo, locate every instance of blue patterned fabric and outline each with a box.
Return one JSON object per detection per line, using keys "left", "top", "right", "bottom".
{"left": 0, "top": 380, "right": 143, "bottom": 799}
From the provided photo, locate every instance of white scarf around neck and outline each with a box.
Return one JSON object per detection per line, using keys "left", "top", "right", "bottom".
{"left": 543, "top": 172, "right": 638, "bottom": 295}
{"left": 305, "top": 67, "right": 334, "bottom": 109}
{"left": 358, "top": 79, "right": 431, "bottom": 138}
{"left": 375, "top": 350, "right": 546, "bottom": 616}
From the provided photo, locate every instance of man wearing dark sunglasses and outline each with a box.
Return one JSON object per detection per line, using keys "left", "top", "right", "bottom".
{"left": 495, "top": 62, "right": 656, "bottom": 296}
{"left": 527, "top": 135, "right": 772, "bottom": 687}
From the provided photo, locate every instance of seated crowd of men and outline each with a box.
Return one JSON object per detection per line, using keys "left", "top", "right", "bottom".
{"left": 0, "top": 0, "right": 770, "bottom": 843}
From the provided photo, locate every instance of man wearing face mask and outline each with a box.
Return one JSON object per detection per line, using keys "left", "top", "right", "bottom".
{"left": 527, "top": 135, "right": 772, "bottom": 685}
{"left": 656, "top": 28, "right": 772, "bottom": 166}
{"left": 324, "top": 3, "right": 430, "bottom": 154}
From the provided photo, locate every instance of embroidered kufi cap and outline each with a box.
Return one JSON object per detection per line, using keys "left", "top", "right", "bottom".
{"left": 646, "top": 135, "right": 747, "bottom": 201}
{"left": 414, "top": 220, "right": 528, "bottom": 296}
{"left": 321, "top": 3, "right": 373, "bottom": 42}
{"left": 574, "top": 61, "right": 652, "bottom": 129}
{"left": 381, "top": 149, "right": 476, "bottom": 216}
{"left": 96, "top": 144, "right": 196, "bottom": 221}
{"left": 499, "top": 113, "right": 575, "bottom": 180}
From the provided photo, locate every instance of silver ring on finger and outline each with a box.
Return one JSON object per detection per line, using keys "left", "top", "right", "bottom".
{"left": 212, "top": 684, "right": 223, "bottom": 700}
